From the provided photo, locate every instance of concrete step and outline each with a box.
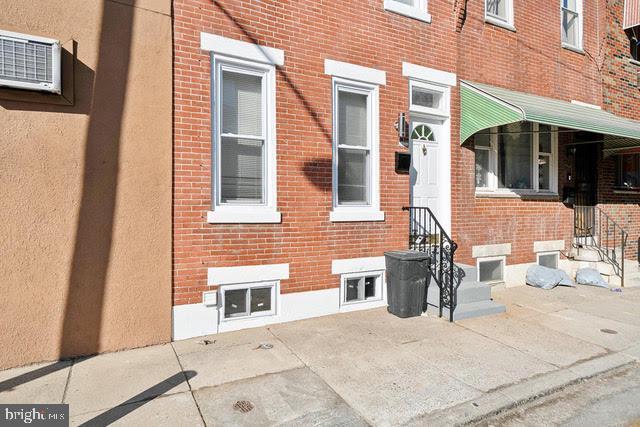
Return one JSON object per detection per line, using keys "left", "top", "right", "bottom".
{"left": 441, "top": 300, "right": 506, "bottom": 321}
{"left": 427, "top": 280, "right": 490, "bottom": 305}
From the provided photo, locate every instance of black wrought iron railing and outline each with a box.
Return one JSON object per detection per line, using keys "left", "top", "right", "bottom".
{"left": 403, "top": 206, "right": 461, "bottom": 322}
{"left": 574, "top": 205, "right": 628, "bottom": 287}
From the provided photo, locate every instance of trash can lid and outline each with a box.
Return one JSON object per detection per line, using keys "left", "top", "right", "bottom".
{"left": 384, "top": 250, "right": 431, "bottom": 261}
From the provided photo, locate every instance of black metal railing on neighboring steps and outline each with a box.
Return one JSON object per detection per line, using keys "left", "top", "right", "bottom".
{"left": 403, "top": 206, "right": 461, "bottom": 322}
{"left": 574, "top": 205, "right": 628, "bottom": 287}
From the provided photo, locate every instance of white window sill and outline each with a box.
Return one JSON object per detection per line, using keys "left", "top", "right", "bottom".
{"left": 630, "top": 59, "right": 640, "bottom": 67}
{"left": 561, "top": 43, "right": 584, "bottom": 55}
{"left": 383, "top": 0, "right": 431, "bottom": 23}
{"left": 484, "top": 15, "right": 516, "bottom": 32}
{"left": 475, "top": 190, "right": 559, "bottom": 199}
{"left": 207, "top": 209, "right": 282, "bottom": 224}
{"left": 330, "top": 209, "right": 385, "bottom": 222}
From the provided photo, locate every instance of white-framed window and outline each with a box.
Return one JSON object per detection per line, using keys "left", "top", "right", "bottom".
{"left": 340, "top": 271, "right": 384, "bottom": 306}
{"left": 561, "top": 0, "right": 583, "bottom": 51}
{"left": 615, "top": 153, "right": 640, "bottom": 190}
{"left": 485, "top": 0, "right": 514, "bottom": 30}
{"left": 409, "top": 80, "right": 448, "bottom": 117}
{"left": 474, "top": 122, "right": 558, "bottom": 196}
{"left": 383, "top": 0, "right": 431, "bottom": 23}
{"left": 537, "top": 251, "right": 560, "bottom": 269}
{"left": 204, "top": 34, "right": 283, "bottom": 224}
{"left": 477, "top": 256, "right": 505, "bottom": 284}
{"left": 330, "top": 79, "right": 383, "bottom": 221}
{"left": 220, "top": 281, "right": 277, "bottom": 321}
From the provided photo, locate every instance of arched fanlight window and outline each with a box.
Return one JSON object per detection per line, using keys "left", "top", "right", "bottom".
{"left": 411, "top": 124, "right": 435, "bottom": 141}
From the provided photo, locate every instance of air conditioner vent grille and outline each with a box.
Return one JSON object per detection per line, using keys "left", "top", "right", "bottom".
{"left": 0, "top": 38, "right": 53, "bottom": 84}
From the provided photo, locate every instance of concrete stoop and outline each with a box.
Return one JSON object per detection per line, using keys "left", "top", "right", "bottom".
{"left": 425, "top": 264, "right": 506, "bottom": 321}
{"left": 567, "top": 245, "right": 640, "bottom": 287}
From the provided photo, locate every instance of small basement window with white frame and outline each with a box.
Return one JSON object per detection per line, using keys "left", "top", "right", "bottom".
{"left": 383, "top": 0, "right": 431, "bottom": 23}
{"left": 537, "top": 251, "right": 559, "bottom": 269}
{"left": 485, "top": 0, "right": 514, "bottom": 29}
{"left": 561, "top": 0, "right": 583, "bottom": 51}
{"left": 477, "top": 256, "right": 505, "bottom": 284}
{"left": 474, "top": 122, "right": 558, "bottom": 196}
{"left": 220, "top": 281, "right": 277, "bottom": 320}
{"left": 340, "top": 271, "right": 384, "bottom": 306}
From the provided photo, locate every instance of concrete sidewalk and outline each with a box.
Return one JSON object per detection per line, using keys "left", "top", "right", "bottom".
{"left": 2, "top": 285, "right": 640, "bottom": 426}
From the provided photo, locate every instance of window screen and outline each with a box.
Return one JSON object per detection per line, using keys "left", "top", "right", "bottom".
{"left": 478, "top": 259, "right": 504, "bottom": 283}
{"left": 538, "top": 253, "right": 559, "bottom": 269}
{"left": 486, "top": 0, "right": 507, "bottom": 20}
{"left": 562, "top": 0, "right": 580, "bottom": 47}
{"left": 498, "top": 123, "right": 532, "bottom": 190}
{"left": 220, "top": 70, "right": 265, "bottom": 204}
{"left": 337, "top": 90, "right": 370, "bottom": 205}
{"left": 224, "top": 288, "right": 248, "bottom": 318}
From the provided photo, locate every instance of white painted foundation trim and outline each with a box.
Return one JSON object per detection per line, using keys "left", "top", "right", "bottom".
{"left": 324, "top": 59, "right": 386, "bottom": 86}
{"left": 200, "top": 32, "right": 285, "bottom": 66}
{"left": 172, "top": 286, "right": 388, "bottom": 340}
{"left": 329, "top": 209, "right": 385, "bottom": 222}
{"left": 402, "top": 62, "right": 456, "bottom": 87}
{"left": 332, "top": 256, "right": 386, "bottom": 275}
{"left": 533, "top": 240, "right": 566, "bottom": 253}
{"left": 207, "top": 209, "right": 282, "bottom": 224}
{"left": 472, "top": 243, "right": 512, "bottom": 258}
{"left": 208, "top": 263, "right": 289, "bottom": 286}
{"left": 383, "top": 0, "right": 431, "bottom": 23}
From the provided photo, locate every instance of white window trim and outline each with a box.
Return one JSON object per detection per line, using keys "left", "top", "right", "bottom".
{"left": 208, "top": 53, "right": 281, "bottom": 224}
{"left": 332, "top": 256, "right": 386, "bottom": 275}
{"left": 537, "top": 251, "right": 560, "bottom": 269}
{"left": 477, "top": 255, "right": 506, "bottom": 284}
{"left": 561, "top": 0, "right": 584, "bottom": 52}
{"left": 383, "top": 0, "right": 431, "bottom": 23}
{"left": 200, "top": 32, "right": 284, "bottom": 66}
{"left": 208, "top": 263, "right": 289, "bottom": 286}
{"left": 339, "top": 271, "right": 385, "bottom": 307}
{"left": 485, "top": 0, "right": 515, "bottom": 31}
{"left": 474, "top": 124, "right": 559, "bottom": 198}
{"left": 219, "top": 281, "right": 278, "bottom": 322}
{"left": 329, "top": 76, "right": 384, "bottom": 222}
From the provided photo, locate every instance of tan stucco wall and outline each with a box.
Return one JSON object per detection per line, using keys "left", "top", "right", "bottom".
{"left": 0, "top": 0, "right": 172, "bottom": 369}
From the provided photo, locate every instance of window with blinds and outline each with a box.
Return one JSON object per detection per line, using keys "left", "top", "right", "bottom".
{"left": 337, "top": 89, "right": 370, "bottom": 205}
{"left": 219, "top": 70, "right": 265, "bottom": 204}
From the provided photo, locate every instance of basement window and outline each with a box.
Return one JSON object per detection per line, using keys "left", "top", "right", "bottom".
{"left": 537, "top": 252, "right": 559, "bottom": 269}
{"left": 341, "top": 272, "right": 383, "bottom": 305}
{"left": 477, "top": 256, "right": 505, "bottom": 284}
{"left": 221, "top": 282, "right": 277, "bottom": 320}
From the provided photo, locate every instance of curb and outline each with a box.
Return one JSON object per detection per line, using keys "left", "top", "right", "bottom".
{"left": 404, "top": 352, "right": 638, "bottom": 426}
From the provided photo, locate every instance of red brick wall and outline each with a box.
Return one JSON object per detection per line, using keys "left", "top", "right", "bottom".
{"left": 598, "top": 0, "right": 640, "bottom": 260}
{"left": 173, "top": 0, "right": 460, "bottom": 305}
{"left": 173, "top": 0, "right": 638, "bottom": 305}
{"left": 451, "top": 0, "right": 608, "bottom": 266}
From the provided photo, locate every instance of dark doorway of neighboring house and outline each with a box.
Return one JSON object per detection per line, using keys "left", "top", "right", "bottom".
{"left": 572, "top": 141, "right": 599, "bottom": 240}
{"left": 574, "top": 143, "right": 599, "bottom": 206}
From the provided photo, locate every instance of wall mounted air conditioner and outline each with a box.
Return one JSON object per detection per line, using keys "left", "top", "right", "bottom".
{"left": 0, "top": 30, "right": 61, "bottom": 94}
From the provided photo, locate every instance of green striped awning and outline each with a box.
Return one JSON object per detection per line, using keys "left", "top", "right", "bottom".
{"left": 460, "top": 81, "right": 640, "bottom": 153}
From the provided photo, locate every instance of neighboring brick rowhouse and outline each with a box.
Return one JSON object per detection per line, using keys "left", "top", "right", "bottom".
{"left": 599, "top": 0, "right": 640, "bottom": 260}
{"left": 173, "top": 0, "right": 639, "bottom": 312}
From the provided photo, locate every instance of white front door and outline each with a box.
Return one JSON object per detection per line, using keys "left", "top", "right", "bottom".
{"left": 410, "top": 118, "right": 442, "bottom": 219}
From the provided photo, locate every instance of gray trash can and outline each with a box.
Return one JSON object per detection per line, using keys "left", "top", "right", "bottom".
{"left": 384, "top": 250, "right": 431, "bottom": 318}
